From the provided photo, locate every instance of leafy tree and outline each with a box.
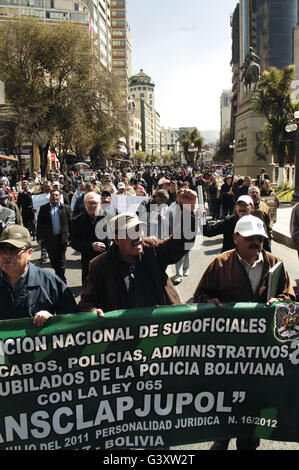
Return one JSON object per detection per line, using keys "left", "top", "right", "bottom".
{"left": 252, "top": 65, "right": 299, "bottom": 183}
{"left": 0, "top": 18, "right": 127, "bottom": 175}
{"left": 133, "top": 151, "right": 147, "bottom": 164}
{"left": 179, "top": 128, "right": 204, "bottom": 166}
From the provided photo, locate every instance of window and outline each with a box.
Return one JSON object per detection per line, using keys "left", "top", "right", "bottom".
{"left": 112, "top": 40, "right": 125, "bottom": 47}
{"left": 112, "top": 59, "right": 126, "bottom": 66}
{"left": 112, "top": 49, "right": 126, "bottom": 57}
{"left": 111, "top": 0, "right": 125, "bottom": 5}
{"left": 111, "top": 9, "right": 125, "bottom": 16}
{"left": 112, "top": 30, "right": 125, "bottom": 37}
{"left": 111, "top": 19, "right": 125, "bottom": 27}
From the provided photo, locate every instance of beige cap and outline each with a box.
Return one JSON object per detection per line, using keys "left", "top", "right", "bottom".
{"left": 0, "top": 225, "right": 32, "bottom": 247}
{"left": 111, "top": 213, "right": 147, "bottom": 233}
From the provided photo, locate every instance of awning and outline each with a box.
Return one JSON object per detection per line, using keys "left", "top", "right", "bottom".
{"left": 0, "top": 155, "right": 18, "bottom": 162}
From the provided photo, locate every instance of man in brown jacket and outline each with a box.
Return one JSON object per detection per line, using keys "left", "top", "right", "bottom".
{"left": 248, "top": 185, "right": 272, "bottom": 249}
{"left": 78, "top": 189, "right": 198, "bottom": 315}
{"left": 194, "top": 214, "right": 295, "bottom": 450}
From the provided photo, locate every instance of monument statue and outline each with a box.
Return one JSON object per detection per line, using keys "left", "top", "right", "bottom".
{"left": 241, "top": 47, "right": 260, "bottom": 93}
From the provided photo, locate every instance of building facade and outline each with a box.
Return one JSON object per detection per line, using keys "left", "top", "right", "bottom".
{"left": 254, "top": 0, "right": 297, "bottom": 71}
{"left": 110, "top": 0, "right": 131, "bottom": 102}
{"left": 0, "top": 0, "right": 90, "bottom": 26}
{"left": 86, "top": 0, "right": 111, "bottom": 70}
{"left": 231, "top": 0, "right": 298, "bottom": 179}
{"left": 220, "top": 90, "right": 232, "bottom": 145}
{"left": 129, "top": 69, "right": 160, "bottom": 156}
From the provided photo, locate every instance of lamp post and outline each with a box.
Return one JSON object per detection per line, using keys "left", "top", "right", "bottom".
{"left": 285, "top": 110, "right": 299, "bottom": 202}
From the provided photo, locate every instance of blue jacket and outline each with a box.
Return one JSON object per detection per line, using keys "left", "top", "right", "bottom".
{"left": 0, "top": 262, "right": 77, "bottom": 321}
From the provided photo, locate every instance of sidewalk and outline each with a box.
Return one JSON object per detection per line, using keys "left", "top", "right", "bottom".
{"left": 272, "top": 203, "right": 296, "bottom": 249}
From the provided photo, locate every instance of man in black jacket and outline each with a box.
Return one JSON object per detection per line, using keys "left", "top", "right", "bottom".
{"left": 17, "top": 180, "right": 34, "bottom": 235}
{"left": 203, "top": 195, "right": 254, "bottom": 252}
{"left": 37, "top": 189, "right": 71, "bottom": 283}
{"left": 70, "top": 191, "right": 110, "bottom": 284}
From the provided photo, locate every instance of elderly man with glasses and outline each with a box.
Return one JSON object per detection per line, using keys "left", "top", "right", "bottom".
{"left": 70, "top": 192, "right": 111, "bottom": 285}
{"left": 0, "top": 225, "right": 77, "bottom": 325}
{"left": 193, "top": 214, "right": 295, "bottom": 450}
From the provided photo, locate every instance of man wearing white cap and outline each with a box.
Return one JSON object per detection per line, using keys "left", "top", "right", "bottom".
{"left": 195, "top": 215, "right": 294, "bottom": 306}
{"left": 203, "top": 195, "right": 263, "bottom": 252}
{"left": 194, "top": 214, "right": 295, "bottom": 450}
{"left": 116, "top": 182, "right": 126, "bottom": 194}
{"left": 79, "top": 189, "right": 198, "bottom": 314}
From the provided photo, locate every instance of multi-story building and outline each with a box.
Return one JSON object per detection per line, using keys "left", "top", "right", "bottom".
{"left": 129, "top": 69, "right": 160, "bottom": 156}
{"left": 128, "top": 113, "right": 142, "bottom": 155}
{"left": 238, "top": 0, "right": 297, "bottom": 79}
{"left": 254, "top": 0, "right": 297, "bottom": 71}
{"left": 232, "top": 0, "right": 298, "bottom": 179}
{"left": 154, "top": 111, "right": 160, "bottom": 157}
{"left": 220, "top": 90, "right": 232, "bottom": 145}
{"left": 0, "top": 0, "right": 90, "bottom": 26}
{"left": 160, "top": 128, "right": 180, "bottom": 155}
{"left": 110, "top": 0, "right": 130, "bottom": 102}
{"left": 86, "top": 0, "right": 111, "bottom": 70}
{"left": 230, "top": 3, "right": 240, "bottom": 145}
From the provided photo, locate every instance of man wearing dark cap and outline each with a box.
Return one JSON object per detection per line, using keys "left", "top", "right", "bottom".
{"left": 78, "top": 189, "right": 198, "bottom": 315}
{"left": 0, "top": 225, "right": 77, "bottom": 324}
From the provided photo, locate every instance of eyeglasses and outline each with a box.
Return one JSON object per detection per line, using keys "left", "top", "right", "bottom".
{"left": 86, "top": 201, "right": 99, "bottom": 206}
{"left": 243, "top": 235, "right": 264, "bottom": 243}
{"left": 0, "top": 245, "right": 28, "bottom": 255}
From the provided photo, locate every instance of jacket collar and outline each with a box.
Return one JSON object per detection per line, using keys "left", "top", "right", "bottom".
{"left": 25, "top": 262, "right": 42, "bottom": 286}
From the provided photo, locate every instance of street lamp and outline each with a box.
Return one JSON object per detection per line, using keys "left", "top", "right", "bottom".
{"left": 285, "top": 110, "right": 299, "bottom": 202}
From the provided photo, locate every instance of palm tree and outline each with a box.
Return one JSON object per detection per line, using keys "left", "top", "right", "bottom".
{"left": 180, "top": 128, "right": 204, "bottom": 166}
{"left": 252, "top": 65, "right": 299, "bottom": 186}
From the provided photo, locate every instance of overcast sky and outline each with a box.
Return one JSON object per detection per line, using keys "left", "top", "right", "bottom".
{"left": 127, "top": 0, "right": 239, "bottom": 132}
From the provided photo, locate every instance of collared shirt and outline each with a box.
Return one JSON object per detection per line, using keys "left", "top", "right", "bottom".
{"left": 50, "top": 203, "right": 61, "bottom": 235}
{"left": 237, "top": 251, "right": 264, "bottom": 295}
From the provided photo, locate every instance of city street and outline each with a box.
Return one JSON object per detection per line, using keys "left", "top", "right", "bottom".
{"left": 29, "top": 228, "right": 299, "bottom": 451}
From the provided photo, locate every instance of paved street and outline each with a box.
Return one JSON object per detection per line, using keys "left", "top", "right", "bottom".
{"left": 28, "top": 207, "right": 299, "bottom": 451}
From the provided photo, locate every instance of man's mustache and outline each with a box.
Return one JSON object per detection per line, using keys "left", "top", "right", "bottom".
{"left": 249, "top": 244, "right": 260, "bottom": 249}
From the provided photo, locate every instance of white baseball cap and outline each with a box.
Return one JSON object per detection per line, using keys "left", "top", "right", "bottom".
{"left": 117, "top": 182, "right": 125, "bottom": 189}
{"left": 236, "top": 195, "right": 254, "bottom": 205}
{"left": 234, "top": 215, "right": 268, "bottom": 238}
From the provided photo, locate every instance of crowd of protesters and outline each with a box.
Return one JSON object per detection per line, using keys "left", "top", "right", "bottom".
{"left": 0, "top": 162, "right": 280, "bottom": 288}
{"left": 0, "top": 160, "right": 296, "bottom": 451}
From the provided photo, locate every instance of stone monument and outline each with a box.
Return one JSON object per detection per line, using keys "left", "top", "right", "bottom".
{"left": 234, "top": 49, "right": 275, "bottom": 181}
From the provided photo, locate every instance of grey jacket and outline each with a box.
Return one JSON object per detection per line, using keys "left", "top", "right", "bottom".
{"left": 0, "top": 205, "right": 16, "bottom": 234}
